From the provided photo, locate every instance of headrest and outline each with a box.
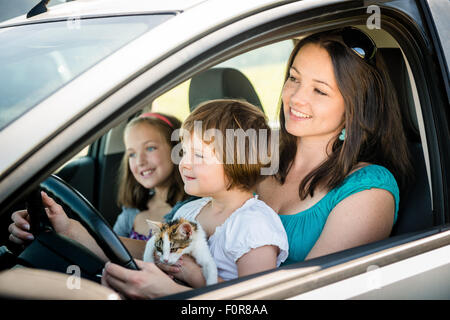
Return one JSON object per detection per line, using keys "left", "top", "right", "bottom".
{"left": 377, "top": 48, "right": 420, "bottom": 142}
{"left": 188, "top": 67, "right": 263, "bottom": 112}
{"left": 379, "top": 49, "right": 433, "bottom": 235}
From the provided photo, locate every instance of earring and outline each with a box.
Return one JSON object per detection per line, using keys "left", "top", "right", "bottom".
{"left": 339, "top": 128, "right": 346, "bottom": 141}
{"left": 148, "top": 189, "right": 155, "bottom": 196}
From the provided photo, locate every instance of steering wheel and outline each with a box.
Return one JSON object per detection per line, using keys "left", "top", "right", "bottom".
{"left": 17, "top": 175, "right": 139, "bottom": 282}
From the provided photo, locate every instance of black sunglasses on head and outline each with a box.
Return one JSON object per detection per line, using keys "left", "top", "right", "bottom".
{"left": 340, "top": 27, "right": 377, "bottom": 65}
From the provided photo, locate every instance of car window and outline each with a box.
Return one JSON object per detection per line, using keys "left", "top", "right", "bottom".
{"left": 152, "top": 40, "right": 294, "bottom": 126}
{"left": 0, "top": 14, "right": 173, "bottom": 131}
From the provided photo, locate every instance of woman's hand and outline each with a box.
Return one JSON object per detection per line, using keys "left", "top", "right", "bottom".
{"left": 8, "top": 191, "right": 73, "bottom": 244}
{"left": 101, "top": 259, "right": 190, "bottom": 299}
{"left": 156, "top": 254, "right": 207, "bottom": 288}
{"left": 8, "top": 210, "right": 34, "bottom": 244}
{"left": 8, "top": 191, "right": 109, "bottom": 261}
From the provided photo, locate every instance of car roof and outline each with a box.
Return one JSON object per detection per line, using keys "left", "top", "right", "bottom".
{"left": 0, "top": 0, "right": 208, "bottom": 26}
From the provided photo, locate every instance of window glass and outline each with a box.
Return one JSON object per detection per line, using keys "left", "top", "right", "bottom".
{"left": 0, "top": 14, "right": 173, "bottom": 130}
{"left": 153, "top": 40, "right": 294, "bottom": 127}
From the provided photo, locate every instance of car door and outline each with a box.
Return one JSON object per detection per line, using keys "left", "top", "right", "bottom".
{"left": 153, "top": 0, "right": 449, "bottom": 299}
{"left": 56, "top": 0, "right": 449, "bottom": 299}
{"left": 0, "top": 0, "right": 448, "bottom": 300}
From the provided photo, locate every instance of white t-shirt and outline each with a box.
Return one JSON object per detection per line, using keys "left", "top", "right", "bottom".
{"left": 172, "top": 196, "right": 289, "bottom": 281}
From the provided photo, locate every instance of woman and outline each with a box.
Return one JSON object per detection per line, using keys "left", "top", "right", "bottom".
{"left": 256, "top": 26, "right": 412, "bottom": 264}
{"left": 8, "top": 27, "right": 412, "bottom": 298}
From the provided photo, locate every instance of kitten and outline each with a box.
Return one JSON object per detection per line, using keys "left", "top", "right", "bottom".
{"left": 142, "top": 218, "right": 218, "bottom": 285}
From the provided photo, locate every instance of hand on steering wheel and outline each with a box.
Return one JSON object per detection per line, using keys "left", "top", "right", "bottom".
{"left": 8, "top": 191, "right": 72, "bottom": 244}
{"left": 39, "top": 175, "right": 139, "bottom": 270}
{"left": 10, "top": 175, "right": 139, "bottom": 283}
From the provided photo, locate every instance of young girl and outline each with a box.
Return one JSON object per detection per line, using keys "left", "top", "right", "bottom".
{"left": 113, "top": 112, "right": 188, "bottom": 241}
{"left": 8, "top": 112, "right": 189, "bottom": 263}
{"left": 164, "top": 99, "right": 288, "bottom": 285}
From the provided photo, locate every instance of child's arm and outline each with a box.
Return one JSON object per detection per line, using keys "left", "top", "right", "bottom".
{"left": 157, "top": 255, "right": 224, "bottom": 288}
{"left": 163, "top": 245, "right": 278, "bottom": 287}
{"left": 236, "top": 245, "right": 278, "bottom": 277}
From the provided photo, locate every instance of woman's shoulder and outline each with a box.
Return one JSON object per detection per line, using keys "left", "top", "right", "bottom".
{"left": 345, "top": 163, "right": 397, "bottom": 186}
{"left": 333, "top": 163, "right": 400, "bottom": 214}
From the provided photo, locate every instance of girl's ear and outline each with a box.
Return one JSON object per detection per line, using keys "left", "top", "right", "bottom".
{"left": 146, "top": 219, "right": 163, "bottom": 234}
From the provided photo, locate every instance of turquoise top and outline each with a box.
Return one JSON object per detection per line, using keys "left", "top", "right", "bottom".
{"left": 280, "top": 164, "right": 399, "bottom": 265}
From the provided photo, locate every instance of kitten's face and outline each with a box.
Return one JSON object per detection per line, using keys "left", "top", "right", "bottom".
{"left": 149, "top": 218, "right": 197, "bottom": 264}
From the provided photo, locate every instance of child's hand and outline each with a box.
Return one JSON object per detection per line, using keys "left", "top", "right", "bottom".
{"left": 153, "top": 254, "right": 182, "bottom": 278}
{"left": 167, "top": 255, "right": 206, "bottom": 288}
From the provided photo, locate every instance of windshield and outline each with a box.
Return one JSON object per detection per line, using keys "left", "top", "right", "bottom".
{"left": 0, "top": 14, "right": 173, "bottom": 130}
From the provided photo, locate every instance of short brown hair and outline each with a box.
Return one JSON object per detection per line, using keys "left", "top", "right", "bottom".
{"left": 182, "top": 99, "right": 273, "bottom": 192}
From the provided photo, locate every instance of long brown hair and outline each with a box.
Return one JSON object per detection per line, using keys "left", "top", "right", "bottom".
{"left": 117, "top": 113, "right": 187, "bottom": 211}
{"left": 276, "top": 28, "right": 413, "bottom": 199}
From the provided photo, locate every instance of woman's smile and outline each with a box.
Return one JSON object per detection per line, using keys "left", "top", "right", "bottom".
{"left": 282, "top": 43, "right": 345, "bottom": 140}
{"left": 289, "top": 107, "right": 312, "bottom": 120}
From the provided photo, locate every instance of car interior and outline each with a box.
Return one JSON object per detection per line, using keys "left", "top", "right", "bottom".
{"left": 0, "top": 16, "right": 440, "bottom": 299}
{"left": 66, "top": 25, "right": 433, "bottom": 237}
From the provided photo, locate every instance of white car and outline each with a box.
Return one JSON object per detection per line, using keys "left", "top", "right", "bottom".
{"left": 0, "top": 0, "right": 448, "bottom": 301}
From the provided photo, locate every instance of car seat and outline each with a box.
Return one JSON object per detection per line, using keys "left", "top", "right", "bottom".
{"left": 377, "top": 48, "right": 434, "bottom": 235}
{"left": 188, "top": 67, "right": 263, "bottom": 112}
